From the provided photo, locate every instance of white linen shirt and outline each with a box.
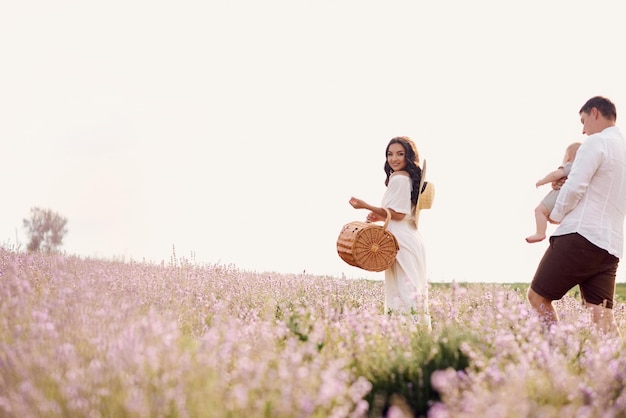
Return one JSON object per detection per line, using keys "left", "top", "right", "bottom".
{"left": 551, "top": 126, "right": 626, "bottom": 258}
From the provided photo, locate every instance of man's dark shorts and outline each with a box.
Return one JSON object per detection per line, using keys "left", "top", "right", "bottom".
{"left": 531, "top": 232, "right": 619, "bottom": 309}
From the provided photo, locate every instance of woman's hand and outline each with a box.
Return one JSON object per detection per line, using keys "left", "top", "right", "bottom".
{"left": 366, "top": 211, "right": 384, "bottom": 223}
{"left": 349, "top": 197, "right": 386, "bottom": 222}
{"left": 349, "top": 197, "right": 367, "bottom": 209}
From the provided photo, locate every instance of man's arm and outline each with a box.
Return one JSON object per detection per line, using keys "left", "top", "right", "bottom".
{"left": 550, "top": 140, "right": 601, "bottom": 222}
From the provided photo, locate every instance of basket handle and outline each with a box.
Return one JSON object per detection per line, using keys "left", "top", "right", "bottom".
{"left": 382, "top": 208, "right": 392, "bottom": 230}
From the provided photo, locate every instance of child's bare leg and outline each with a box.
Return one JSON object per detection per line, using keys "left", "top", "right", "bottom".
{"left": 526, "top": 204, "right": 550, "bottom": 243}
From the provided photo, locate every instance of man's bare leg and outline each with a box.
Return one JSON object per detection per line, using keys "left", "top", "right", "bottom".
{"left": 527, "top": 287, "right": 559, "bottom": 325}
{"left": 585, "top": 302, "right": 621, "bottom": 337}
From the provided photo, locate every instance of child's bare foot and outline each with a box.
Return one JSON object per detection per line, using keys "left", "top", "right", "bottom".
{"left": 525, "top": 233, "right": 546, "bottom": 243}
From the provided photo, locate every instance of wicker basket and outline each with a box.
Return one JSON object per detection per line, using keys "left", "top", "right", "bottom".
{"left": 337, "top": 209, "right": 399, "bottom": 272}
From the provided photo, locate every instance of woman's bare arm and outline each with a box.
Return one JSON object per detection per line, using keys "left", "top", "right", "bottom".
{"left": 348, "top": 197, "right": 406, "bottom": 221}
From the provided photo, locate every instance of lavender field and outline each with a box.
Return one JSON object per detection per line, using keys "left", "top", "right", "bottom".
{"left": 2, "top": 248, "right": 626, "bottom": 418}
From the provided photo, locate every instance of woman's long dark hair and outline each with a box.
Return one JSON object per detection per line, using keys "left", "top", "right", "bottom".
{"left": 384, "top": 136, "right": 422, "bottom": 205}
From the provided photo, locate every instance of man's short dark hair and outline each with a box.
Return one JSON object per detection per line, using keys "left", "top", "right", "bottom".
{"left": 579, "top": 96, "right": 617, "bottom": 121}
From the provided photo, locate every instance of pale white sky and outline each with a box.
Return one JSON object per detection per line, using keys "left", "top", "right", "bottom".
{"left": 2, "top": 0, "right": 626, "bottom": 282}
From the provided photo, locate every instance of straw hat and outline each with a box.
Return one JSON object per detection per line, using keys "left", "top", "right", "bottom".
{"left": 415, "top": 159, "right": 434, "bottom": 228}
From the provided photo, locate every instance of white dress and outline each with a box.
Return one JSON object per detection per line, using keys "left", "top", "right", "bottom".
{"left": 381, "top": 174, "right": 430, "bottom": 327}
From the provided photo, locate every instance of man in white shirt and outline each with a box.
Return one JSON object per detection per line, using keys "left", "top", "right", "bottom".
{"left": 528, "top": 96, "right": 626, "bottom": 335}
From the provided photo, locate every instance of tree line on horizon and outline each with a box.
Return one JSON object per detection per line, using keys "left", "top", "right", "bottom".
{"left": 21, "top": 207, "right": 67, "bottom": 253}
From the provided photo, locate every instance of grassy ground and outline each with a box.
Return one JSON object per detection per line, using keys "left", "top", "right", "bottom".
{"left": 432, "top": 282, "right": 626, "bottom": 303}
{"left": 4, "top": 248, "right": 626, "bottom": 417}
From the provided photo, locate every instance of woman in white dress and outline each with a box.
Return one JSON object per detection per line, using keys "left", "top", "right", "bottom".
{"left": 349, "top": 136, "right": 430, "bottom": 328}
